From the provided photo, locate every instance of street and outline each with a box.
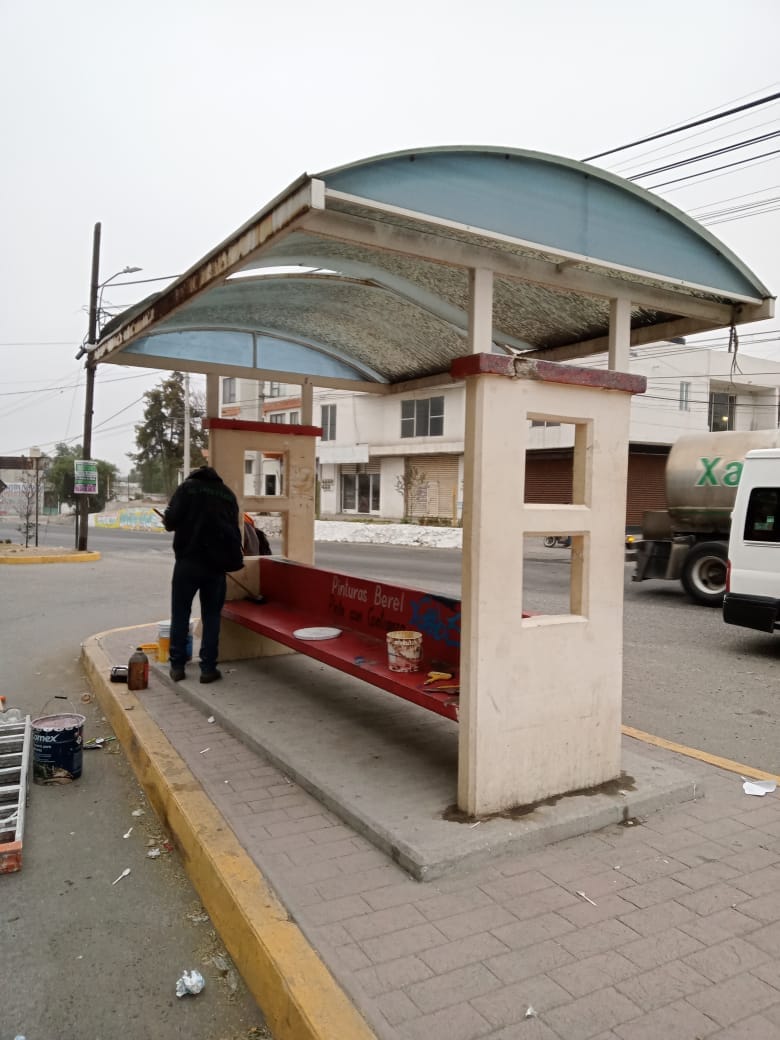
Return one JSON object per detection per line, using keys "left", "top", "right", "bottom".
{"left": 6, "top": 518, "right": 779, "bottom": 771}
{"left": 0, "top": 528, "right": 271, "bottom": 1040}
{"left": 2, "top": 524, "right": 779, "bottom": 1040}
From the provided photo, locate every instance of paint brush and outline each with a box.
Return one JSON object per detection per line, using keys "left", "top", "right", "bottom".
{"left": 227, "top": 572, "right": 266, "bottom": 604}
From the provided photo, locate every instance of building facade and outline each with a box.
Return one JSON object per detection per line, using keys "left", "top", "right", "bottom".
{"left": 220, "top": 345, "right": 780, "bottom": 527}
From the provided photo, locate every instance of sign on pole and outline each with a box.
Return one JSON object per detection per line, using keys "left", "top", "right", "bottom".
{"left": 74, "top": 460, "right": 98, "bottom": 495}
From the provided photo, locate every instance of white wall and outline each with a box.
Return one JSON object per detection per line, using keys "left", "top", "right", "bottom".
{"left": 380, "top": 456, "right": 405, "bottom": 520}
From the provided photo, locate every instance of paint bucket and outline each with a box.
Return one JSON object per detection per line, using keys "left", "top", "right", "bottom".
{"left": 157, "top": 622, "right": 171, "bottom": 663}
{"left": 32, "top": 711, "right": 86, "bottom": 785}
{"left": 157, "top": 621, "right": 194, "bottom": 663}
{"left": 386, "top": 630, "right": 423, "bottom": 673}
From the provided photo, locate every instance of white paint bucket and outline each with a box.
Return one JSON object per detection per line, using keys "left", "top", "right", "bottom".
{"left": 386, "top": 630, "right": 423, "bottom": 673}
{"left": 157, "top": 622, "right": 171, "bottom": 663}
{"left": 157, "top": 621, "right": 194, "bottom": 664}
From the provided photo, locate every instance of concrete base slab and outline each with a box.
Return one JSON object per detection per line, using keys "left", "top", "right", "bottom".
{"left": 135, "top": 641, "right": 701, "bottom": 882}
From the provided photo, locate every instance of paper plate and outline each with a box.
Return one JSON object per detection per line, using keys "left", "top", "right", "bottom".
{"left": 293, "top": 626, "right": 342, "bottom": 641}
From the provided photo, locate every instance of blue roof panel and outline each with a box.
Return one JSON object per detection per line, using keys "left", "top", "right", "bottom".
{"left": 321, "top": 148, "right": 768, "bottom": 299}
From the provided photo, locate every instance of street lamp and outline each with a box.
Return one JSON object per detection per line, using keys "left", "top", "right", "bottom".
{"left": 74, "top": 221, "right": 140, "bottom": 551}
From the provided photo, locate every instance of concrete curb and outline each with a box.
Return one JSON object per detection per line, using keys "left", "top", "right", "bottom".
{"left": 0, "top": 551, "right": 101, "bottom": 564}
{"left": 81, "top": 628, "right": 377, "bottom": 1040}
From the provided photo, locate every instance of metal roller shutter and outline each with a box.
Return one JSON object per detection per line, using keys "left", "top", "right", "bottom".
{"left": 626, "top": 452, "right": 668, "bottom": 527}
{"left": 524, "top": 448, "right": 669, "bottom": 528}
{"left": 407, "top": 454, "right": 459, "bottom": 521}
{"left": 525, "top": 453, "right": 573, "bottom": 504}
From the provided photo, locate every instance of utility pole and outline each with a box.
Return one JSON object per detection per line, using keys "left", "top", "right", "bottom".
{"left": 77, "top": 222, "right": 101, "bottom": 552}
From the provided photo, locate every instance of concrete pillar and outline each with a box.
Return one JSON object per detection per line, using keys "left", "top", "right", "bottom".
{"left": 453, "top": 354, "right": 646, "bottom": 816}
{"left": 301, "top": 379, "right": 314, "bottom": 425}
{"left": 204, "top": 418, "right": 316, "bottom": 566}
{"left": 468, "top": 268, "right": 494, "bottom": 354}
{"left": 608, "top": 297, "right": 632, "bottom": 371}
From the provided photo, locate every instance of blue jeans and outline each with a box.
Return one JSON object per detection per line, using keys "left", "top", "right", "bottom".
{"left": 170, "top": 558, "right": 226, "bottom": 673}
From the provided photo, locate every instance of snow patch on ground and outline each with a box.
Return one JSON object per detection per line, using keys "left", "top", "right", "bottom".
{"left": 314, "top": 521, "right": 462, "bottom": 548}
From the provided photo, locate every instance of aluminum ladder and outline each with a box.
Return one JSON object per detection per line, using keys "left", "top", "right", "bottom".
{"left": 0, "top": 716, "right": 32, "bottom": 873}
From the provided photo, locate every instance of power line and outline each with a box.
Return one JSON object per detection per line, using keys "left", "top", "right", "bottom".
{"left": 608, "top": 114, "right": 780, "bottom": 176}
{"left": 0, "top": 341, "right": 77, "bottom": 347}
{"left": 687, "top": 183, "right": 780, "bottom": 213}
{"left": 627, "top": 130, "right": 780, "bottom": 181}
{"left": 0, "top": 370, "right": 161, "bottom": 398}
{"left": 582, "top": 90, "right": 780, "bottom": 162}
{"left": 643, "top": 146, "right": 780, "bottom": 190}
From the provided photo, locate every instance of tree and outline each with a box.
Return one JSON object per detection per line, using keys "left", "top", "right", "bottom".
{"left": 14, "top": 472, "right": 37, "bottom": 547}
{"left": 129, "top": 372, "right": 207, "bottom": 496}
{"left": 46, "top": 443, "right": 117, "bottom": 514}
{"left": 394, "top": 464, "right": 428, "bottom": 521}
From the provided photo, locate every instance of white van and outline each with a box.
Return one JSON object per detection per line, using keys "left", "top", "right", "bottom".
{"left": 723, "top": 448, "right": 780, "bottom": 634}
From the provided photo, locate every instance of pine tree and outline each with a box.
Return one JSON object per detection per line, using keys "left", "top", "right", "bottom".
{"left": 130, "top": 372, "right": 207, "bottom": 496}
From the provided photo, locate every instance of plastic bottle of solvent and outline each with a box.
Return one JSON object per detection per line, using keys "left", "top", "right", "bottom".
{"left": 127, "top": 647, "right": 149, "bottom": 691}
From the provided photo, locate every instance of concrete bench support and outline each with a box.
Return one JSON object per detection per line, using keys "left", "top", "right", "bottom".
{"left": 453, "top": 355, "right": 646, "bottom": 816}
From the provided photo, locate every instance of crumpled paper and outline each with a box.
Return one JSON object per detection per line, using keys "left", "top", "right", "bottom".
{"left": 175, "top": 969, "right": 205, "bottom": 997}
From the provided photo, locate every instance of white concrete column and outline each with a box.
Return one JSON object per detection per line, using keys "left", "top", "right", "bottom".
{"left": 608, "top": 297, "right": 632, "bottom": 370}
{"left": 468, "top": 268, "right": 494, "bottom": 354}
{"left": 301, "top": 378, "right": 314, "bottom": 425}
{"left": 455, "top": 356, "right": 641, "bottom": 816}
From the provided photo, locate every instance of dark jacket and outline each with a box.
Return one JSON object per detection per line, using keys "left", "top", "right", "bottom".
{"left": 163, "top": 467, "right": 241, "bottom": 571}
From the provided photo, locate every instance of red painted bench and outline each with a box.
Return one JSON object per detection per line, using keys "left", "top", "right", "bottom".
{"left": 222, "top": 557, "right": 464, "bottom": 721}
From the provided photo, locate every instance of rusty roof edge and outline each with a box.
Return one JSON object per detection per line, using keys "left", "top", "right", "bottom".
{"left": 451, "top": 353, "right": 647, "bottom": 394}
{"left": 93, "top": 173, "right": 318, "bottom": 363}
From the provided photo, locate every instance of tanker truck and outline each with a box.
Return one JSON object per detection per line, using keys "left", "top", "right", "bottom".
{"left": 633, "top": 429, "right": 780, "bottom": 607}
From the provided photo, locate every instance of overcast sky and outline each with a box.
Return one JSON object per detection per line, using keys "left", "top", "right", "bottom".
{"left": 2, "top": 0, "right": 779, "bottom": 471}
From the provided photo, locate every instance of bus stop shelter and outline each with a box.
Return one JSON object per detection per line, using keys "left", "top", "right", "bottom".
{"left": 92, "top": 146, "right": 773, "bottom": 815}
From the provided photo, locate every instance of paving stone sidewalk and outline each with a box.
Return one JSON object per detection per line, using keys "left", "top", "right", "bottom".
{"left": 120, "top": 656, "right": 780, "bottom": 1040}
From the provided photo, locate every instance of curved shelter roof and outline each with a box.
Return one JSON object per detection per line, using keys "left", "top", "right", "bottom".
{"left": 95, "top": 146, "right": 773, "bottom": 388}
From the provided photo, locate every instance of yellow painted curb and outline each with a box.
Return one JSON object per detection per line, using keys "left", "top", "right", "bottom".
{"left": 622, "top": 724, "right": 780, "bottom": 783}
{"left": 0, "top": 552, "right": 101, "bottom": 564}
{"left": 82, "top": 628, "right": 377, "bottom": 1040}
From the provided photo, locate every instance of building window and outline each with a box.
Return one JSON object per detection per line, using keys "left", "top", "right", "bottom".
{"left": 401, "top": 396, "right": 444, "bottom": 438}
{"left": 269, "top": 413, "right": 284, "bottom": 424}
{"left": 268, "top": 382, "right": 282, "bottom": 398}
{"left": 321, "top": 404, "right": 336, "bottom": 441}
{"left": 530, "top": 420, "right": 561, "bottom": 428}
{"left": 679, "top": 382, "right": 690, "bottom": 411}
{"left": 709, "top": 391, "right": 736, "bottom": 432}
{"left": 289, "top": 411, "right": 300, "bottom": 425}
{"left": 341, "top": 469, "right": 380, "bottom": 513}
{"left": 222, "top": 377, "right": 236, "bottom": 404}
{"left": 244, "top": 459, "right": 253, "bottom": 475}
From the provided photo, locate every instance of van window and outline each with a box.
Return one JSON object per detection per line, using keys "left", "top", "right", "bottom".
{"left": 744, "top": 488, "right": 780, "bottom": 543}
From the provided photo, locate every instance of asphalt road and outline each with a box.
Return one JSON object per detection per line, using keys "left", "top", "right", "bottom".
{"left": 0, "top": 534, "right": 271, "bottom": 1040}
{"left": 28, "top": 520, "right": 776, "bottom": 773}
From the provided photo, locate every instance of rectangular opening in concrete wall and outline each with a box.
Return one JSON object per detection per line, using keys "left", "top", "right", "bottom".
{"left": 523, "top": 428, "right": 575, "bottom": 506}
{"left": 243, "top": 450, "right": 285, "bottom": 497}
{"left": 522, "top": 419, "right": 589, "bottom": 622}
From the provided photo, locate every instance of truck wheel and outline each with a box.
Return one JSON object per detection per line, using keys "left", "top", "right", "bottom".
{"left": 543, "top": 536, "right": 556, "bottom": 548}
{"left": 681, "top": 541, "right": 728, "bottom": 607}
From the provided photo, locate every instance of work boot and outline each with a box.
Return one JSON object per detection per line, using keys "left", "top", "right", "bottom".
{"left": 199, "top": 669, "right": 222, "bottom": 685}
{"left": 169, "top": 666, "right": 186, "bottom": 682}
